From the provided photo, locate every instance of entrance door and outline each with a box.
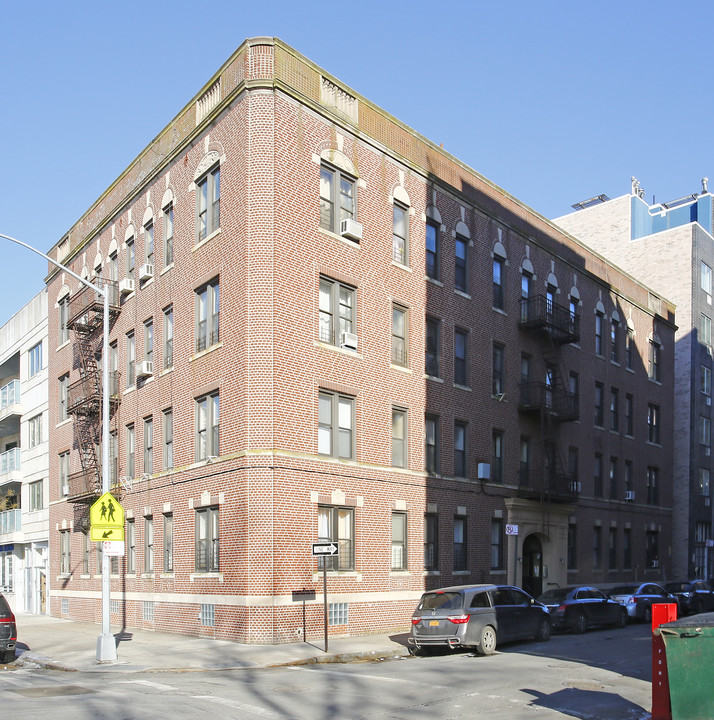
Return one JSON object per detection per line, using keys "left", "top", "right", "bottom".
{"left": 522, "top": 535, "right": 543, "bottom": 598}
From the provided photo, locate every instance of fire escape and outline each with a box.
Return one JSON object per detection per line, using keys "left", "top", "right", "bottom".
{"left": 518, "top": 294, "right": 580, "bottom": 503}
{"left": 65, "top": 279, "right": 122, "bottom": 503}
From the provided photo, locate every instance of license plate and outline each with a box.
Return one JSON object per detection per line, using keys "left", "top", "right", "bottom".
{"left": 429, "top": 620, "right": 440, "bottom": 626}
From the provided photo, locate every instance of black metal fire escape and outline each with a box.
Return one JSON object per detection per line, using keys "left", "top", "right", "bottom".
{"left": 518, "top": 294, "right": 580, "bottom": 503}
{"left": 65, "top": 279, "right": 121, "bottom": 503}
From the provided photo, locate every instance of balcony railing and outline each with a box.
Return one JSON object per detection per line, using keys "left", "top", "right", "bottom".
{"left": 519, "top": 296, "right": 580, "bottom": 345}
{"left": 66, "top": 467, "right": 100, "bottom": 500}
{"left": 518, "top": 467, "right": 580, "bottom": 502}
{"left": 0, "top": 508, "right": 21, "bottom": 534}
{"left": 67, "top": 279, "right": 120, "bottom": 329}
{"left": 67, "top": 371, "right": 121, "bottom": 415}
{"left": 0, "top": 447, "right": 21, "bottom": 475}
{"left": 518, "top": 381, "right": 579, "bottom": 422}
{"left": 0, "top": 379, "right": 20, "bottom": 410}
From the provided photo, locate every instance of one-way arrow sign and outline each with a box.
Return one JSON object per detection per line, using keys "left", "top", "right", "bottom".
{"left": 312, "top": 542, "right": 338, "bottom": 556}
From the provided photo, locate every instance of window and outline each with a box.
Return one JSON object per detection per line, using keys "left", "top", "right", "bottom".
{"left": 567, "top": 523, "right": 577, "bottom": 569}
{"left": 82, "top": 531, "right": 90, "bottom": 574}
{"left": 610, "top": 320, "right": 619, "bottom": 363}
{"left": 318, "top": 505, "right": 354, "bottom": 571}
{"left": 625, "top": 394, "right": 634, "bottom": 436}
{"left": 318, "top": 390, "right": 353, "bottom": 460}
{"left": 145, "top": 221, "right": 154, "bottom": 265}
{"left": 625, "top": 327, "right": 635, "bottom": 370}
{"left": 28, "top": 413, "right": 43, "bottom": 448}
{"left": 702, "top": 314, "right": 712, "bottom": 347}
{"left": 392, "top": 407, "right": 407, "bottom": 468}
{"left": 492, "top": 343, "right": 504, "bottom": 396}
{"left": 58, "top": 373, "right": 69, "bottom": 422}
{"left": 623, "top": 528, "right": 632, "bottom": 569}
{"left": 319, "top": 163, "right": 355, "bottom": 235}
{"left": 609, "top": 527, "right": 617, "bottom": 570}
{"left": 610, "top": 388, "right": 619, "bottom": 432}
{"left": 648, "top": 404, "right": 660, "bottom": 444}
{"left": 109, "top": 430, "right": 118, "bottom": 486}
{"left": 59, "top": 451, "right": 70, "bottom": 496}
{"left": 609, "top": 457, "right": 619, "bottom": 499}
{"left": 493, "top": 256, "right": 505, "bottom": 310}
{"left": 703, "top": 261, "right": 712, "bottom": 294}
{"left": 29, "top": 480, "right": 43, "bottom": 511}
{"left": 126, "top": 235, "right": 135, "bottom": 281}
{"left": 163, "top": 513, "right": 173, "bottom": 572}
{"left": 109, "top": 251, "right": 118, "bottom": 282}
{"left": 424, "top": 513, "right": 438, "bottom": 570}
{"left": 196, "top": 165, "right": 220, "bottom": 241}
{"left": 143, "top": 417, "right": 153, "bottom": 474}
{"left": 453, "top": 516, "right": 467, "bottom": 571}
{"left": 520, "top": 272, "right": 531, "bottom": 322}
{"left": 702, "top": 365, "right": 712, "bottom": 396}
{"left": 196, "top": 391, "right": 220, "bottom": 460}
{"left": 520, "top": 436, "right": 531, "bottom": 486}
{"left": 319, "top": 276, "right": 355, "bottom": 346}
{"left": 60, "top": 530, "right": 71, "bottom": 574}
{"left": 701, "top": 416, "right": 711, "bottom": 447}
{"left": 29, "top": 341, "right": 42, "bottom": 377}
{"left": 593, "top": 526, "right": 602, "bottom": 569}
{"left": 126, "top": 331, "right": 135, "bottom": 387}
{"left": 454, "top": 329, "right": 468, "bottom": 386}
{"left": 492, "top": 430, "right": 504, "bottom": 484}
{"left": 595, "top": 313, "right": 604, "bottom": 355}
{"left": 127, "top": 519, "right": 136, "bottom": 573}
{"left": 163, "top": 305, "right": 173, "bottom": 369}
{"left": 163, "top": 202, "right": 174, "bottom": 266}
{"left": 699, "top": 468, "right": 710, "bottom": 498}
{"left": 425, "top": 415, "right": 439, "bottom": 474}
{"left": 594, "top": 382, "right": 604, "bottom": 427}
{"left": 196, "top": 278, "right": 220, "bottom": 351}
{"left": 491, "top": 518, "right": 503, "bottom": 570}
{"left": 455, "top": 234, "right": 468, "bottom": 292}
{"left": 126, "top": 424, "right": 135, "bottom": 478}
{"left": 392, "top": 201, "right": 408, "bottom": 265}
{"left": 646, "top": 530, "right": 659, "bottom": 568}
{"left": 426, "top": 221, "right": 440, "bottom": 279}
{"left": 454, "top": 421, "right": 467, "bottom": 477}
{"left": 625, "top": 460, "right": 633, "bottom": 495}
{"left": 594, "top": 453, "right": 603, "bottom": 497}
{"left": 425, "top": 317, "right": 440, "bottom": 377}
{"left": 391, "top": 512, "right": 407, "bottom": 570}
{"left": 569, "top": 372, "right": 580, "bottom": 416}
{"left": 568, "top": 446, "right": 579, "bottom": 485}
{"left": 163, "top": 408, "right": 173, "bottom": 470}
{"left": 647, "top": 466, "right": 659, "bottom": 505}
{"left": 392, "top": 304, "right": 408, "bottom": 366}
{"left": 195, "top": 506, "right": 219, "bottom": 572}
{"left": 144, "top": 516, "right": 154, "bottom": 573}
{"left": 58, "top": 295, "right": 70, "bottom": 345}
{"left": 649, "top": 339, "right": 661, "bottom": 382}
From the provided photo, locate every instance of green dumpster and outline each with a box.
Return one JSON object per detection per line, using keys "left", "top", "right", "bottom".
{"left": 658, "top": 611, "right": 714, "bottom": 719}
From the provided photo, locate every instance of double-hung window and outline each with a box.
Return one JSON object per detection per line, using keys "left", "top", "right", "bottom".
{"left": 425, "top": 415, "right": 439, "bottom": 474}
{"left": 145, "top": 221, "right": 154, "bottom": 266}
{"left": 424, "top": 514, "right": 438, "bottom": 570}
{"left": 144, "top": 319, "right": 153, "bottom": 365}
{"left": 127, "top": 520, "right": 136, "bottom": 573}
{"left": 126, "top": 424, "right": 135, "bottom": 478}
{"left": 195, "top": 506, "right": 219, "bottom": 572}
{"left": 392, "top": 407, "right": 407, "bottom": 468}
{"left": 59, "top": 451, "right": 70, "bottom": 496}
{"left": 319, "top": 164, "right": 355, "bottom": 236}
{"left": 163, "top": 202, "right": 174, "bottom": 266}
{"left": 610, "top": 320, "right": 619, "bottom": 363}
{"left": 60, "top": 530, "right": 71, "bottom": 574}
{"left": 702, "top": 365, "right": 712, "bottom": 397}
{"left": 392, "top": 202, "right": 408, "bottom": 265}
{"left": 454, "top": 329, "right": 468, "bottom": 387}
{"left": 648, "top": 404, "right": 660, "bottom": 444}
{"left": 391, "top": 304, "right": 408, "bottom": 366}
{"left": 196, "top": 391, "right": 219, "bottom": 460}
{"left": 143, "top": 417, "right": 153, "bottom": 475}
{"left": 453, "top": 516, "right": 467, "bottom": 571}
{"left": 29, "top": 414, "right": 43, "bottom": 448}
{"left": 58, "top": 295, "right": 70, "bottom": 345}
{"left": 702, "top": 314, "right": 712, "bottom": 347}
{"left": 391, "top": 512, "right": 407, "bottom": 570}
{"left": 610, "top": 388, "right": 619, "bottom": 432}
{"left": 492, "top": 430, "right": 504, "bottom": 484}
{"left": 126, "top": 331, "right": 135, "bottom": 387}
{"left": 126, "top": 236, "right": 135, "bottom": 282}
{"left": 196, "top": 278, "right": 219, "bottom": 351}
{"left": 492, "top": 343, "right": 504, "bottom": 396}
{"left": 625, "top": 327, "right": 635, "bottom": 369}
{"left": 318, "top": 505, "right": 354, "bottom": 570}
{"left": 163, "top": 305, "right": 173, "bottom": 369}
{"left": 455, "top": 234, "right": 468, "bottom": 292}
{"left": 703, "top": 261, "right": 712, "bottom": 294}
{"left": 647, "top": 467, "right": 659, "bottom": 505}
{"left": 318, "top": 390, "right": 354, "bottom": 460}
{"left": 144, "top": 516, "right": 154, "bottom": 573}
{"left": 29, "top": 342, "right": 42, "bottom": 377}
{"left": 649, "top": 340, "right": 661, "bottom": 381}
{"left": 197, "top": 165, "right": 220, "bottom": 241}
{"left": 29, "top": 480, "right": 44, "bottom": 511}
{"left": 454, "top": 421, "right": 467, "bottom": 477}
{"left": 492, "top": 256, "right": 505, "bottom": 310}
{"left": 163, "top": 408, "right": 173, "bottom": 470}
{"left": 425, "top": 317, "right": 440, "bottom": 377}
{"left": 58, "top": 373, "right": 69, "bottom": 422}
{"left": 594, "top": 382, "right": 604, "bottom": 427}
{"left": 319, "top": 277, "right": 355, "bottom": 347}
{"left": 595, "top": 313, "right": 604, "bottom": 355}
{"left": 426, "top": 221, "right": 440, "bottom": 279}
{"left": 163, "top": 513, "right": 173, "bottom": 572}
{"left": 491, "top": 518, "right": 503, "bottom": 570}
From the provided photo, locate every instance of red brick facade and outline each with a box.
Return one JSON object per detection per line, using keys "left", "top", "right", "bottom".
{"left": 46, "top": 38, "right": 675, "bottom": 643}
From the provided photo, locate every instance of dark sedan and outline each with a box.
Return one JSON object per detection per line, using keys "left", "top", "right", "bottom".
{"left": 0, "top": 593, "right": 16, "bottom": 664}
{"left": 537, "top": 586, "right": 628, "bottom": 633}
{"left": 664, "top": 580, "right": 714, "bottom": 615}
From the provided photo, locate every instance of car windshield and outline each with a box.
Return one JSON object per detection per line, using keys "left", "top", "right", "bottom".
{"left": 665, "top": 582, "right": 690, "bottom": 593}
{"left": 418, "top": 592, "right": 463, "bottom": 611}
{"left": 537, "top": 588, "right": 571, "bottom": 603}
{"left": 610, "top": 585, "right": 638, "bottom": 595}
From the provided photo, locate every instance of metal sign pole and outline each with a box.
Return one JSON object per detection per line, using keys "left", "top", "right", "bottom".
{"left": 323, "top": 560, "right": 328, "bottom": 652}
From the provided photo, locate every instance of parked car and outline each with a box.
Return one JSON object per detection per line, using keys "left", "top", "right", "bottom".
{"left": 0, "top": 593, "right": 17, "bottom": 664}
{"left": 608, "top": 583, "right": 679, "bottom": 623}
{"left": 537, "top": 586, "right": 628, "bottom": 633}
{"left": 409, "top": 584, "right": 551, "bottom": 656}
{"left": 664, "top": 580, "right": 714, "bottom": 615}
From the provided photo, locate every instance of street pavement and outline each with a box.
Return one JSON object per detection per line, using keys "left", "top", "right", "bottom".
{"left": 7, "top": 613, "right": 410, "bottom": 673}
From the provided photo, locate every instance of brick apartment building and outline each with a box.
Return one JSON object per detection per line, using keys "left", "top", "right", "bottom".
{"left": 45, "top": 37, "right": 675, "bottom": 643}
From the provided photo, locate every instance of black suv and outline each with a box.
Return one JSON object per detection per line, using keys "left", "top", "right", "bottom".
{"left": 0, "top": 593, "right": 17, "bottom": 663}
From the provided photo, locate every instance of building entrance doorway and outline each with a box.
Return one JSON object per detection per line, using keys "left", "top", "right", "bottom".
{"left": 522, "top": 534, "right": 543, "bottom": 598}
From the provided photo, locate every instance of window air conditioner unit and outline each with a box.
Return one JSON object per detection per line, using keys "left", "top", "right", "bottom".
{"left": 706, "top": 447, "right": 711, "bottom": 457}
{"left": 136, "top": 360, "right": 154, "bottom": 378}
{"left": 340, "top": 218, "right": 363, "bottom": 241}
{"left": 625, "top": 490, "right": 635, "bottom": 501}
{"left": 62, "top": 485, "right": 69, "bottom": 496}
{"left": 119, "top": 277, "right": 135, "bottom": 295}
{"left": 570, "top": 481, "right": 582, "bottom": 493}
{"left": 651, "top": 560, "right": 659, "bottom": 568}
{"left": 139, "top": 263, "right": 154, "bottom": 281}
{"left": 340, "top": 332, "right": 358, "bottom": 351}
{"left": 707, "top": 396, "right": 712, "bottom": 406}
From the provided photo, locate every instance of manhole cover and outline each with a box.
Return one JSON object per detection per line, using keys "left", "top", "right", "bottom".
{"left": 12, "top": 685, "right": 97, "bottom": 698}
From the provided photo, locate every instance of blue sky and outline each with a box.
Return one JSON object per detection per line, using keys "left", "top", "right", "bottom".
{"left": 1, "top": 0, "right": 711, "bottom": 319}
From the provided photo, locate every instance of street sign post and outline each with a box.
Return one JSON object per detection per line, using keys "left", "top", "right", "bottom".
{"left": 506, "top": 524, "right": 519, "bottom": 587}
{"left": 312, "top": 542, "right": 338, "bottom": 652}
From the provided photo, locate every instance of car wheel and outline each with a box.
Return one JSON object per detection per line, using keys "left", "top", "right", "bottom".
{"left": 692, "top": 598, "right": 703, "bottom": 615}
{"left": 616, "top": 608, "right": 628, "bottom": 628}
{"left": 572, "top": 612, "right": 587, "bottom": 634}
{"left": 476, "top": 625, "right": 497, "bottom": 656}
{"left": 1, "top": 651, "right": 14, "bottom": 664}
{"left": 643, "top": 605, "right": 652, "bottom": 624}
{"left": 535, "top": 617, "right": 552, "bottom": 642}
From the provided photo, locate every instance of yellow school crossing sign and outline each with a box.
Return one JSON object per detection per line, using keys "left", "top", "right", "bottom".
{"left": 90, "top": 492, "right": 125, "bottom": 541}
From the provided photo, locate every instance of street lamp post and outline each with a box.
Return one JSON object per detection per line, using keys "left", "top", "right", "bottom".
{"left": 0, "top": 232, "right": 116, "bottom": 662}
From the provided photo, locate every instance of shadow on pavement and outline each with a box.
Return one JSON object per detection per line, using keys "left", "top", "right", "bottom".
{"left": 522, "top": 686, "right": 649, "bottom": 719}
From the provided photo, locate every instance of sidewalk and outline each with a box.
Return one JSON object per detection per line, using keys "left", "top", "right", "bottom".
{"left": 9, "top": 613, "right": 411, "bottom": 673}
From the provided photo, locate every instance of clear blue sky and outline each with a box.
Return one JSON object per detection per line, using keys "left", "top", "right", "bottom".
{"left": 1, "top": 0, "right": 710, "bottom": 319}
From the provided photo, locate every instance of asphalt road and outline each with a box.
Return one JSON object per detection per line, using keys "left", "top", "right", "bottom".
{"left": 0, "top": 623, "right": 654, "bottom": 719}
